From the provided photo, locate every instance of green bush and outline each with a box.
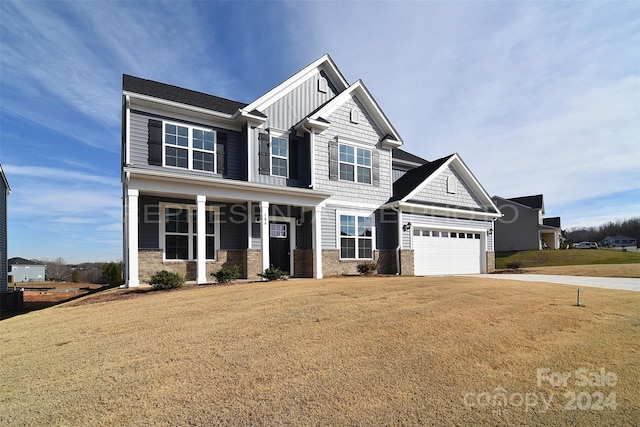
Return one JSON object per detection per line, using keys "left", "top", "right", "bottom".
{"left": 258, "top": 266, "right": 288, "bottom": 281}
{"left": 356, "top": 262, "right": 378, "bottom": 276}
{"left": 212, "top": 265, "right": 241, "bottom": 283}
{"left": 101, "top": 261, "right": 124, "bottom": 286}
{"left": 149, "top": 270, "right": 184, "bottom": 290}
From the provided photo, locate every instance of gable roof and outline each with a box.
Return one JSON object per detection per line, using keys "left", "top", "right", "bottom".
{"left": 508, "top": 194, "right": 544, "bottom": 211}
{"left": 243, "top": 54, "right": 349, "bottom": 114}
{"left": 390, "top": 155, "right": 453, "bottom": 202}
{"left": 122, "top": 74, "right": 249, "bottom": 115}
{"left": 0, "top": 164, "right": 10, "bottom": 194}
{"left": 386, "top": 153, "right": 501, "bottom": 216}
{"left": 304, "top": 80, "right": 403, "bottom": 147}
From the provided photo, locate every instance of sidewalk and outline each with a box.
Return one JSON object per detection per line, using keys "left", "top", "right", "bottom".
{"left": 468, "top": 274, "right": 640, "bottom": 292}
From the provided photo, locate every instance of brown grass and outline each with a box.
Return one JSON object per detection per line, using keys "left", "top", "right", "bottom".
{"left": 1, "top": 276, "right": 638, "bottom": 426}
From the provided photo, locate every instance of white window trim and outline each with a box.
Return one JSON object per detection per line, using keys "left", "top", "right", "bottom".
{"left": 270, "top": 129, "right": 289, "bottom": 178}
{"left": 338, "top": 143, "right": 372, "bottom": 185}
{"left": 162, "top": 121, "right": 217, "bottom": 173}
{"left": 336, "top": 211, "right": 376, "bottom": 260}
{"left": 159, "top": 203, "right": 220, "bottom": 262}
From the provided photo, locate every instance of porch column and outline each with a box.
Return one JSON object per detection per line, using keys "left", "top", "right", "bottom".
{"left": 313, "top": 205, "right": 323, "bottom": 279}
{"left": 260, "top": 201, "right": 270, "bottom": 275}
{"left": 126, "top": 189, "right": 140, "bottom": 287}
{"left": 196, "top": 195, "right": 207, "bottom": 284}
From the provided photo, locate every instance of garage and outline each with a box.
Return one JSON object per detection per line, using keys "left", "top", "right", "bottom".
{"left": 413, "top": 229, "right": 483, "bottom": 275}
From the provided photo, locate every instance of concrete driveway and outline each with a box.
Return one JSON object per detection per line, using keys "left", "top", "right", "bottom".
{"left": 469, "top": 274, "right": 640, "bottom": 292}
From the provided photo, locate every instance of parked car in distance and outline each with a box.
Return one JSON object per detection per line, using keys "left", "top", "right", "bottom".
{"left": 573, "top": 241, "right": 598, "bottom": 249}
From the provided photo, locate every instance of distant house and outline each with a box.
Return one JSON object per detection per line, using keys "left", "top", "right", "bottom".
{"left": 600, "top": 235, "right": 637, "bottom": 248}
{"left": 8, "top": 257, "right": 46, "bottom": 283}
{"left": 0, "top": 164, "right": 9, "bottom": 292}
{"left": 491, "top": 194, "right": 562, "bottom": 251}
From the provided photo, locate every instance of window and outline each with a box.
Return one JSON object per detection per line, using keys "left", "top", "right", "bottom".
{"left": 271, "top": 135, "right": 288, "bottom": 177}
{"left": 339, "top": 214, "right": 373, "bottom": 259}
{"left": 339, "top": 144, "right": 371, "bottom": 184}
{"left": 270, "top": 223, "right": 287, "bottom": 238}
{"left": 163, "top": 205, "right": 218, "bottom": 261}
{"left": 164, "top": 123, "right": 215, "bottom": 172}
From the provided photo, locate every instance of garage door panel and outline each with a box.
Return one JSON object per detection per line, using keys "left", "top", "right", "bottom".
{"left": 414, "top": 230, "right": 482, "bottom": 275}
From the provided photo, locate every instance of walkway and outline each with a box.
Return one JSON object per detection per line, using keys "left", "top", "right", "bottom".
{"left": 468, "top": 274, "right": 640, "bottom": 292}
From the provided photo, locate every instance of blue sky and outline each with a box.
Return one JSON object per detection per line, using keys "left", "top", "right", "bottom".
{"left": 1, "top": 1, "right": 638, "bottom": 263}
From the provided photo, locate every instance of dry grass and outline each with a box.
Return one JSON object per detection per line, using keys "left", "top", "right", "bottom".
{"left": 1, "top": 276, "right": 639, "bottom": 426}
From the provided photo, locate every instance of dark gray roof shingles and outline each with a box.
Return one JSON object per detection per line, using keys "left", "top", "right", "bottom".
{"left": 123, "top": 74, "right": 247, "bottom": 115}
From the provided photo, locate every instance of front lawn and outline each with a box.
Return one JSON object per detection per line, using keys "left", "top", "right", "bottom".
{"left": 1, "top": 276, "right": 638, "bottom": 425}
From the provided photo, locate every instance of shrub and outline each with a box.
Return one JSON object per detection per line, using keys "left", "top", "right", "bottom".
{"left": 506, "top": 261, "right": 522, "bottom": 272}
{"left": 101, "top": 262, "right": 124, "bottom": 286}
{"left": 212, "top": 265, "right": 241, "bottom": 283}
{"left": 258, "top": 266, "right": 288, "bottom": 281}
{"left": 357, "top": 262, "right": 378, "bottom": 276}
{"left": 149, "top": 270, "right": 184, "bottom": 290}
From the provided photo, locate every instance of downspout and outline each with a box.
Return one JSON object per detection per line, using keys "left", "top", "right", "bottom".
{"left": 391, "top": 206, "right": 402, "bottom": 275}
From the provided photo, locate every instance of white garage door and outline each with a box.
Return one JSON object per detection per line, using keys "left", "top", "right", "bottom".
{"left": 413, "top": 229, "right": 482, "bottom": 275}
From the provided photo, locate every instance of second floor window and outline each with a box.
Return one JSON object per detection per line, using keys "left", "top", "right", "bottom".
{"left": 339, "top": 144, "right": 371, "bottom": 184}
{"left": 271, "top": 135, "right": 288, "bottom": 177}
{"left": 164, "top": 123, "right": 215, "bottom": 172}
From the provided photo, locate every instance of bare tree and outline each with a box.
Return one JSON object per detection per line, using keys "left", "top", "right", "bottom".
{"left": 43, "top": 257, "right": 72, "bottom": 282}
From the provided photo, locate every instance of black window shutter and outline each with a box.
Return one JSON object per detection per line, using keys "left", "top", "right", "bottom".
{"left": 258, "top": 132, "right": 270, "bottom": 175}
{"left": 289, "top": 137, "right": 298, "bottom": 180}
{"left": 216, "top": 132, "right": 227, "bottom": 175}
{"left": 328, "top": 139, "right": 339, "bottom": 180}
{"left": 148, "top": 119, "right": 163, "bottom": 166}
{"left": 372, "top": 150, "right": 380, "bottom": 187}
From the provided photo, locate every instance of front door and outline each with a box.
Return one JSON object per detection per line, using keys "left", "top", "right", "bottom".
{"left": 269, "top": 222, "right": 290, "bottom": 274}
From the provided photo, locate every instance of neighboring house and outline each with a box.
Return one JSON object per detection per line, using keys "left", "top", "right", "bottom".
{"left": 491, "top": 194, "right": 562, "bottom": 251}
{"left": 600, "top": 235, "right": 637, "bottom": 248}
{"left": 0, "top": 164, "right": 9, "bottom": 292}
{"left": 8, "top": 257, "right": 46, "bottom": 283}
{"left": 121, "top": 54, "right": 501, "bottom": 286}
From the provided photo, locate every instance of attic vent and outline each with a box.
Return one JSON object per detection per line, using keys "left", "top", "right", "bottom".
{"left": 447, "top": 175, "right": 457, "bottom": 194}
{"left": 318, "top": 76, "right": 328, "bottom": 93}
{"left": 350, "top": 108, "right": 359, "bottom": 124}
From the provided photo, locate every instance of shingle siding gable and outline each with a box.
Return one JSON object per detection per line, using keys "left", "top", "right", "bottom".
{"left": 410, "top": 165, "right": 484, "bottom": 210}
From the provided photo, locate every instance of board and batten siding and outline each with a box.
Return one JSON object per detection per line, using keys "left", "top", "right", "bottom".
{"left": 410, "top": 166, "right": 484, "bottom": 210}
{"left": 261, "top": 70, "right": 338, "bottom": 131}
{"left": 128, "top": 111, "right": 245, "bottom": 181}
{"left": 401, "top": 212, "right": 494, "bottom": 251}
{"left": 314, "top": 96, "right": 393, "bottom": 205}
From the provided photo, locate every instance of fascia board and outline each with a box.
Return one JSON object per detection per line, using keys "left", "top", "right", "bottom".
{"left": 243, "top": 54, "right": 349, "bottom": 114}
{"left": 0, "top": 165, "right": 10, "bottom": 194}
{"left": 398, "top": 201, "right": 502, "bottom": 220}
{"left": 125, "top": 167, "right": 332, "bottom": 204}
{"left": 310, "top": 81, "right": 403, "bottom": 144}
{"left": 448, "top": 155, "right": 502, "bottom": 215}
{"left": 125, "top": 91, "right": 238, "bottom": 123}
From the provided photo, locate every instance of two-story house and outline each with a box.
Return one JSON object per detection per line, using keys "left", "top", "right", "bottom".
{"left": 121, "top": 55, "right": 501, "bottom": 286}
{"left": 491, "top": 194, "right": 562, "bottom": 251}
